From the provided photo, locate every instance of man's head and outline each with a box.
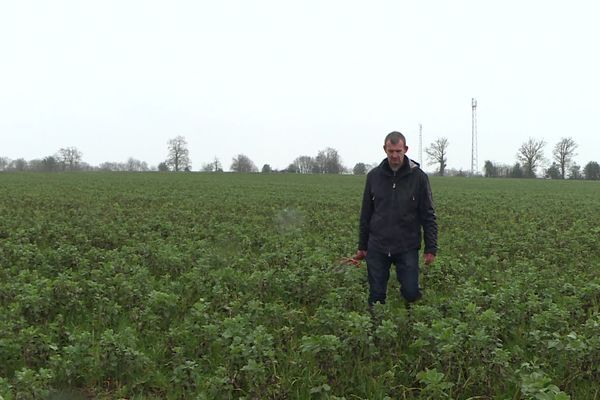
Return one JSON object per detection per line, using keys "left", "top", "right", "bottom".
{"left": 383, "top": 131, "right": 408, "bottom": 170}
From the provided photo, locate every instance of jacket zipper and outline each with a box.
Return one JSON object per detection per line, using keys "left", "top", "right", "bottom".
{"left": 390, "top": 170, "right": 396, "bottom": 256}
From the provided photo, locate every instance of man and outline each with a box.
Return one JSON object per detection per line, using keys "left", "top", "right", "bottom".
{"left": 356, "top": 131, "right": 438, "bottom": 305}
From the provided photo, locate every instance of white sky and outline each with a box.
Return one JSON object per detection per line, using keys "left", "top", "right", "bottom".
{"left": 1, "top": 0, "right": 599, "bottom": 172}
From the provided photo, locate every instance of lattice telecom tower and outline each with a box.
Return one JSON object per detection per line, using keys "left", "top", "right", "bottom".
{"left": 471, "top": 98, "right": 478, "bottom": 175}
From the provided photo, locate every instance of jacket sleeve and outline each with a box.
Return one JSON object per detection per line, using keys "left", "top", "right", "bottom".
{"left": 358, "top": 176, "right": 373, "bottom": 251}
{"left": 419, "top": 172, "right": 438, "bottom": 255}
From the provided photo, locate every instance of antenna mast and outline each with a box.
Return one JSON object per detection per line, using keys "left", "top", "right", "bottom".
{"left": 471, "top": 98, "right": 478, "bottom": 175}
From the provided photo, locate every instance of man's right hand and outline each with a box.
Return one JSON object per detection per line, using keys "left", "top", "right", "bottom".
{"left": 424, "top": 253, "right": 436, "bottom": 265}
{"left": 355, "top": 250, "right": 367, "bottom": 261}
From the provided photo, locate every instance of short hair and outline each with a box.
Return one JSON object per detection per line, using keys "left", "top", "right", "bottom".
{"left": 384, "top": 131, "right": 407, "bottom": 146}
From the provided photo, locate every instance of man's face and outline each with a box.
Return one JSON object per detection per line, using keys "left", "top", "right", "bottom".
{"left": 384, "top": 140, "right": 408, "bottom": 169}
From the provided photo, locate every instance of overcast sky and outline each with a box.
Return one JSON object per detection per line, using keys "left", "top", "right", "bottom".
{"left": 2, "top": 0, "right": 599, "bottom": 172}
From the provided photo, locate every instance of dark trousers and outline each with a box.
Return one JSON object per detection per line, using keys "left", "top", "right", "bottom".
{"left": 366, "top": 249, "right": 421, "bottom": 305}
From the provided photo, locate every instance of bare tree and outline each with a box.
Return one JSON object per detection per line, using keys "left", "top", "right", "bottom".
{"left": 231, "top": 154, "right": 258, "bottom": 172}
{"left": 202, "top": 157, "right": 223, "bottom": 172}
{"left": 314, "top": 148, "right": 344, "bottom": 174}
{"left": 166, "top": 136, "right": 191, "bottom": 172}
{"left": 353, "top": 162, "right": 367, "bottom": 175}
{"left": 568, "top": 164, "right": 582, "bottom": 180}
{"left": 584, "top": 161, "right": 600, "bottom": 180}
{"left": 10, "top": 158, "right": 28, "bottom": 171}
{"left": 545, "top": 163, "right": 561, "bottom": 179}
{"left": 553, "top": 137, "right": 577, "bottom": 179}
{"left": 201, "top": 163, "right": 213, "bottom": 172}
{"left": 292, "top": 156, "right": 315, "bottom": 174}
{"left": 285, "top": 163, "right": 300, "bottom": 173}
{"left": 126, "top": 157, "right": 149, "bottom": 172}
{"left": 212, "top": 157, "right": 222, "bottom": 172}
{"left": 28, "top": 159, "right": 43, "bottom": 171}
{"left": 201, "top": 160, "right": 219, "bottom": 172}
{"left": 314, "top": 152, "right": 326, "bottom": 173}
{"left": 511, "top": 162, "right": 524, "bottom": 178}
{"left": 99, "top": 162, "right": 122, "bottom": 171}
{"left": 58, "top": 147, "right": 83, "bottom": 170}
{"left": 484, "top": 161, "right": 511, "bottom": 178}
{"left": 41, "top": 156, "right": 60, "bottom": 172}
{"left": 0, "top": 157, "right": 10, "bottom": 171}
{"left": 517, "top": 138, "right": 546, "bottom": 178}
{"left": 425, "top": 137, "right": 449, "bottom": 176}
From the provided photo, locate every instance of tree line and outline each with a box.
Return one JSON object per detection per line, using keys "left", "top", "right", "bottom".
{"left": 0, "top": 147, "right": 91, "bottom": 172}
{"left": 2, "top": 135, "right": 599, "bottom": 180}
{"left": 0, "top": 136, "right": 352, "bottom": 175}
{"left": 0, "top": 149, "right": 152, "bottom": 173}
{"left": 413, "top": 135, "right": 600, "bottom": 180}
{"left": 483, "top": 137, "right": 600, "bottom": 180}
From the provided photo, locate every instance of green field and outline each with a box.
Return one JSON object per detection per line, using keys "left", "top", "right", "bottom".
{"left": 0, "top": 173, "right": 598, "bottom": 399}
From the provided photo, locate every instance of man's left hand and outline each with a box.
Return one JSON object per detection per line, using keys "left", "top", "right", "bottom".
{"left": 424, "top": 253, "right": 436, "bottom": 265}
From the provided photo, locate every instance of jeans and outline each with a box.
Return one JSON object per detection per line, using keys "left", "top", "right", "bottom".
{"left": 366, "top": 249, "right": 421, "bottom": 305}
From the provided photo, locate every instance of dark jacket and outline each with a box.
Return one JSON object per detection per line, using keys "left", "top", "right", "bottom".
{"left": 359, "top": 157, "right": 438, "bottom": 256}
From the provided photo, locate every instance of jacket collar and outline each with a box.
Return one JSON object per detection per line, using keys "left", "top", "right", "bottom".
{"left": 379, "top": 156, "right": 419, "bottom": 176}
